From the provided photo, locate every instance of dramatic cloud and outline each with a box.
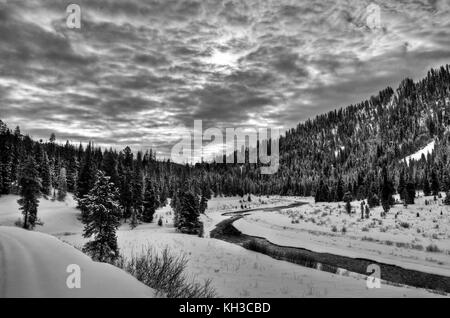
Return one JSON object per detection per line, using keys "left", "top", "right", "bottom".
{"left": 0, "top": 0, "right": 449, "bottom": 157}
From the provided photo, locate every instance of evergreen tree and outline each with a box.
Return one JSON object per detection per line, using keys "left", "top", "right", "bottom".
{"left": 423, "top": 174, "right": 431, "bottom": 196}
{"left": 398, "top": 169, "right": 406, "bottom": 200}
{"left": 142, "top": 178, "right": 159, "bottom": 223}
{"left": 102, "top": 149, "right": 119, "bottom": 185}
{"left": 57, "top": 167, "right": 68, "bottom": 201}
{"left": 343, "top": 192, "right": 352, "bottom": 214}
{"left": 41, "top": 152, "right": 52, "bottom": 196}
{"left": 66, "top": 155, "right": 78, "bottom": 193}
{"left": 130, "top": 152, "right": 144, "bottom": 228}
{"left": 120, "top": 171, "right": 133, "bottom": 220}
{"left": 171, "top": 189, "right": 182, "bottom": 228}
{"left": 315, "top": 179, "right": 330, "bottom": 203}
{"left": 405, "top": 181, "right": 416, "bottom": 205}
{"left": 159, "top": 184, "right": 169, "bottom": 207}
{"left": 77, "top": 142, "right": 97, "bottom": 199}
{"left": 18, "top": 157, "right": 41, "bottom": 229}
{"left": 336, "top": 177, "right": 344, "bottom": 202}
{"left": 431, "top": 169, "right": 440, "bottom": 196}
{"left": 81, "top": 171, "right": 121, "bottom": 263}
{"left": 380, "top": 166, "right": 394, "bottom": 214}
{"left": 175, "top": 188, "right": 202, "bottom": 235}
{"left": 0, "top": 158, "right": 12, "bottom": 195}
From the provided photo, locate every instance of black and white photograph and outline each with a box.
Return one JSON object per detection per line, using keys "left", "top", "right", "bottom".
{"left": 0, "top": 0, "right": 450, "bottom": 302}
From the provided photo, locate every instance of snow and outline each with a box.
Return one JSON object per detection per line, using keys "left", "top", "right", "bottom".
{"left": 60, "top": 228, "right": 438, "bottom": 298}
{"left": 402, "top": 140, "right": 436, "bottom": 165}
{"left": 0, "top": 226, "right": 155, "bottom": 298}
{"left": 0, "top": 194, "right": 82, "bottom": 236}
{"left": 0, "top": 194, "right": 445, "bottom": 297}
{"left": 234, "top": 195, "right": 450, "bottom": 277}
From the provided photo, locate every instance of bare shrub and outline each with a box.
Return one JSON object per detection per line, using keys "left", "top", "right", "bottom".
{"left": 117, "top": 247, "right": 216, "bottom": 298}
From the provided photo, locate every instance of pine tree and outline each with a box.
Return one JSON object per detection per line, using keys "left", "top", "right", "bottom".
{"left": 102, "top": 149, "right": 119, "bottom": 186}
{"left": 57, "top": 167, "right": 68, "bottom": 201}
{"left": 380, "top": 166, "right": 394, "bottom": 214}
{"left": 77, "top": 142, "right": 97, "bottom": 199}
{"left": 405, "top": 181, "right": 416, "bottom": 205}
{"left": 81, "top": 171, "right": 121, "bottom": 263}
{"left": 171, "top": 189, "right": 182, "bottom": 228}
{"left": 130, "top": 152, "right": 144, "bottom": 228}
{"left": 142, "top": 178, "right": 159, "bottom": 223}
{"left": 431, "top": 169, "right": 440, "bottom": 196}
{"left": 398, "top": 169, "right": 406, "bottom": 200}
{"left": 18, "top": 157, "right": 41, "bottom": 229}
{"left": 66, "top": 156, "right": 78, "bottom": 193}
{"left": 175, "top": 188, "right": 202, "bottom": 235}
{"left": 336, "top": 177, "right": 344, "bottom": 202}
{"left": 159, "top": 184, "right": 168, "bottom": 207}
{"left": 1, "top": 155, "right": 13, "bottom": 195}
{"left": 41, "top": 152, "right": 52, "bottom": 196}
{"left": 199, "top": 193, "right": 208, "bottom": 214}
{"left": 360, "top": 201, "right": 365, "bottom": 219}
{"left": 120, "top": 171, "right": 133, "bottom": 220}
{"left": 343, "top": 191, "right": 352, "bottom": 214}
{"left": 423, "top": 174, "right": 431, "bottom": 196}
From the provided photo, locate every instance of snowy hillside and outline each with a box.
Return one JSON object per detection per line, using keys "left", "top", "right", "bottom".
{"left": 402, "top": 140, "right": 436, "bottom": 165}
{"left": 0, "top": 226, "right": 155, "bottom": 298}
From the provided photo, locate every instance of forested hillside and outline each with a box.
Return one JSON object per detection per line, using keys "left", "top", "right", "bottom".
{"left": 198, "top": 65, "right": 450, "bottom": 206}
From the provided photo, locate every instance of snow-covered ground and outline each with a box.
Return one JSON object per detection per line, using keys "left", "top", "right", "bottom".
{"left": 0, "top": 194, "right": 445, "bottom": 297}
{"left": 0, "top": 226, "right": 155, "bottom": 298}
{"left": 234, "top": 194, "right": 450, "bottom": 277}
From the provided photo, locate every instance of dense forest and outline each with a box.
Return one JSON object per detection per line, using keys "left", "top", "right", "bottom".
{"left": 1, "top": 65, "right": 450, "bottom": 233}
{"left": 0, "top": 123, "right": 211, "bottom": 234}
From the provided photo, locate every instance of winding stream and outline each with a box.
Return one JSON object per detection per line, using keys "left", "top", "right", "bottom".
{"left": 210, "top": 201, "right": 450, "bottom": 294}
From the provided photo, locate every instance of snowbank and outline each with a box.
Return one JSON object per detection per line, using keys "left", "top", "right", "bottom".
{"left": 0, "top": 226, "right": 155, "bottom": 298}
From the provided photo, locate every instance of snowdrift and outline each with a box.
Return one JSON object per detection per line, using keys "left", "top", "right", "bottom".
{"left": 0, "top": 226, "right": 155, "bottom": 298}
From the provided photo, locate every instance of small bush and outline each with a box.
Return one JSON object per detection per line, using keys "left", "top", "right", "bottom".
{"left": 157, "top": 218, "right": 163, "bottom": 226}
{"left": 331, "top": 225, "right": 337, "bottom": 232}
{"left": 118, "top": 247, "right": 216, "bottom": 298}
{"left": 426, "top": 244, "right": 441, "bottom": 253}
{"left": 411, "top": 244, "right": 424, "bottom": 251}
{"left": 399, "top": 222, "right": 410, "bottom": 229}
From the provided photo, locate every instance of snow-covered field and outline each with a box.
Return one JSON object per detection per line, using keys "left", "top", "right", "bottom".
{"left": 234, "top": 195, "right": 450, "bottom": 277}
{"left": 0, "top": 193, "right": 446, "bottom": 297}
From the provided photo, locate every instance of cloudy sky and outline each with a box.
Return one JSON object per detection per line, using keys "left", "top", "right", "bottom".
{"left": 0, "top": 0, "right": 449, "bottom": 158}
